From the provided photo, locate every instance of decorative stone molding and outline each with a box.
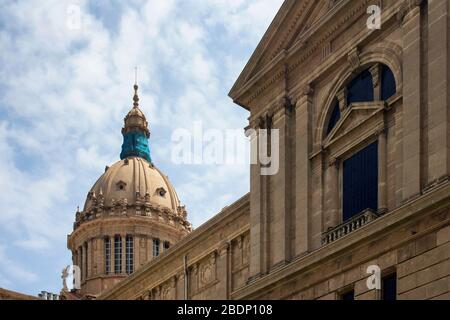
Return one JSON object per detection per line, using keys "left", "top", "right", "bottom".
{"left": 218, "top": 242, "right": 230, "bottom": 257}
{"left": 301, "top": 84, "right": 314, "bottom": 97}
{"left": 258, "top": 113, "right": 273, "bottom": 130}
{"left": 347, "top": 47, "right": 360, "bottom": 72}
{"left": 237, "top": 236, "right": 243, "bottom": 249}
{"left": 328, "top": 157, "right": 339, "bottom": 168}
{"left": 397, "top": 0, "right": 423, "bottom": 24}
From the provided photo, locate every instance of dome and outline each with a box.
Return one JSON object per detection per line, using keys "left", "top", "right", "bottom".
{"left": 83, "top": 157, "right": 181, "bottom": 213}
{"left": 68, "top": 82, "right": 191, "bottom": 298}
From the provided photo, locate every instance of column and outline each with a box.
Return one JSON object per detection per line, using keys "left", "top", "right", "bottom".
{"left": 378, "top": 128, "right": 388, "bottom": 213}
{"left": 271, "top": 96, "right": 293, "bottom": 267}
{"left": 324, "top": 157, "right": 340, "bottom": 229}
{"left": 295, "top": 85, "right": 313, "bottom": 256}
{"left": 402, "top": 3, "right": 422, "bottom": 200}
{"left": 134, "top": 235, "right": 140, "bottom": 271}
{"left": 85, "top": 241, "right": 90, "bottom": 279}
{"left": 428, "top": 0, "right": 450, "bottom": 184}
{"left": 248, "top": 117, "right": 265, "bottom": 280}
{"left": 216, "top": 243, "right": 230, "bottom": 299}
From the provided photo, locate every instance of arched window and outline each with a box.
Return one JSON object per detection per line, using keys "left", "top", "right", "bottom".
{"left": 114, "top": 235, "right": 122, "bottom": 274}
{"left": 104, "top": 237, "right": 111, "bottom": 274}
{"left": 125, "top": 235, "right": 134, "bottom": 274}
{"left": 326, "top": 99, "right": 341, "bottom": 135}
{"left": 381, "top": 64, "right": 396, "bottom": 100}
{"left": 346, "top": 69, "right": 374, "bottom": 105}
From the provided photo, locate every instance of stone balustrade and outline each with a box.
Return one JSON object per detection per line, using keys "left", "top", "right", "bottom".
{"left": 322, "top": 209, "right": 379, "bottom": 245}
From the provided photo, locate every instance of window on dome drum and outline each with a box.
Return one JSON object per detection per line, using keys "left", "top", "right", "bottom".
{"left": 114, "top": 235, "right": 122, "bottom": 274}
{"left": 326, "top": 99, "right": 341, "bottom": 135}
{"left": 84, "top": 242, "right": 88, "bottom": 279}
{"left": 341, "top": 289, "right": 355, "bottom": 300}
{"left": 104, "top": 237, "right": 111, "bottom": 274}
{"left": 343, "top": 141, "right": 378, "bottom": 221}
{"left": 346, "top": 69, "right": 374, "bottom": 105}
{"left": 153, "top": 239, "right": 160, "bottom": 257}
{"left": 164, "top": 241, "right": 170, "bottom": 251}
{"left": 381, "top": 64, "right": 396, "bottom": 101}
{"left": 382, "top": 273, "right": 397, "bottom": 300}
{"left": 79, "top": 246, "right": 83, "bottom": 280}
{"left": 125, "top": 236, "right": 134, "bottom": 274}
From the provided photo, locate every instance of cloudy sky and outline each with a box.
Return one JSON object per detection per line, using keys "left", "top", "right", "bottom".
{"left": 0, "top": 0, "right": 283, "bottom": 295}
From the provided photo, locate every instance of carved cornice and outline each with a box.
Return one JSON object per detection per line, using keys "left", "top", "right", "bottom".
{"left": 239, "top": 0, "right": 373, "bottom": 107}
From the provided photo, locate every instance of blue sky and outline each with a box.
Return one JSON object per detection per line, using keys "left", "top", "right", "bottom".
{"left": 0, "top": 0, "right": 283, "bottom": 295}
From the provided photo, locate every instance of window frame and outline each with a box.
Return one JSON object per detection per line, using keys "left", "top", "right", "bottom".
{"left": 153, "top": 238, "right": 160, "bottom": 257}
{"left": 114, "top": 235, "right": 122, "bottom": 274}
{"left": 104, "top": 236, "right": 111, "bottom": 275}
{"left": 125, "top": 235, "right": 134, "bottom": 275}
{"left": 341, "top": 140, "right": 379, "bottom": 222}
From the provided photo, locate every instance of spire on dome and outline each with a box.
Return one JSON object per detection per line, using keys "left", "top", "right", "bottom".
{"left": 120, "top": 75, "right": 152, "bottom": 163}
{"left": 133, "top": 84, "right": 139, "bottom": 108}
{"left": 133, "top": 67, "right": 139, "bottom": 108}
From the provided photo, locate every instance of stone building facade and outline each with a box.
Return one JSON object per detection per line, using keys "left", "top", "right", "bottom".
{"left": 97, "top": 0, "right": 450, "bottom": 300}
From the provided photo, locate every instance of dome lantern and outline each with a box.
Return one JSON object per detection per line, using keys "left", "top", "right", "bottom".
{"left": 120, "top": 83, "right": 152, "bottom": 163}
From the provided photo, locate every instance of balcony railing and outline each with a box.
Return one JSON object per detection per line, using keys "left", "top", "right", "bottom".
{"left": 322, "top": 208, "right": 379, "bottom": 245}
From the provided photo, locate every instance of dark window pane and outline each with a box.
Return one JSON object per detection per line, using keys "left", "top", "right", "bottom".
{"left": 326, "top": 100, "right": 341, "bottom": 135}
{"left": 343, "top": 142, "right": 378, "bottom": 221}
{"left": 342, "top": 291, "right": 355, "bottom": 300}
{"left": 382, "top": 273, "right": 397, "bottom": 300}
{"left": 347, "top": 69, "right": 374, "bottom": 105}
{"left": 381, "top": 65, "right": 396, "bottom": 100}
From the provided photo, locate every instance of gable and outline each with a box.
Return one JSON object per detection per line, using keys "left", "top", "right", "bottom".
{"left": 324, "top": 102, "right": 385, "bottom": 147}
{"left": 229, "top": 0, "right": 342, "bottom": 104}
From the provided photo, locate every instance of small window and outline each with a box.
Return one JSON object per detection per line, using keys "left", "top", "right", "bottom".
{"left": 382, "top": 273, "right": 397, "bottom": 300}
{"left": 116, "top": 181, "right": 127, "bottom": 191}
{"left": 346, "top": 69, "right": 374, "bottom": 105}
{"left": 381, "top": 65, "right": 396, "bottom": 101}
{"left": 163, "top": 241, "right": 170, "bottom": 251}
{"left": 326, "top": 99, "right": 341, "bottom": 135}
{"left": 153, "top": 239, "right": 160, "bottom": 257}
{"left": 341, "top": 290, "right": 355, "bottom": 300}
{"left": 156, "top": 187, "right": 167, "bottom": 197}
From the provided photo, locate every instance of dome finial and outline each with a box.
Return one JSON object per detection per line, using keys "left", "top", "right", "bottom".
{"left": 133, "top": 66, "right": 139, "bottom": 108}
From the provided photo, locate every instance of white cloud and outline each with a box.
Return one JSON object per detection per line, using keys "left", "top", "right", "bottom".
{"left": 0, "top": 0, "right": 283, "bottom": 294}
{"left": 0, "top": 245, "right": 38, "bottom": 284}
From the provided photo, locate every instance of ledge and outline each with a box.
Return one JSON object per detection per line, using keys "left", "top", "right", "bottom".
{"left": 231, "top": 182, "right": 450, "bottom": 299}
